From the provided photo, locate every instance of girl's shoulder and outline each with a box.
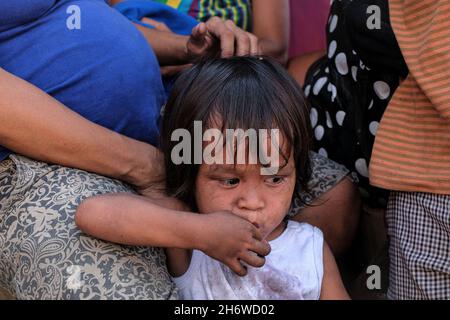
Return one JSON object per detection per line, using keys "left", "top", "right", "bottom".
{"left": 271, "top": 220, "right": 324, "bottom": 250}
{"left": 270, "top": 220, "right": 324, "bottom": 276}
{"left": 268, "top": 221, "right": 324, "bottom": 299}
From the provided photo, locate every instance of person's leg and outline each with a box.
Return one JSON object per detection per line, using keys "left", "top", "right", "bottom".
{"left": 387, "top": 191, "right": 450, "bottom": 300}
{"left": 0, "top": 155, "right": 177, "bottom": 300}
{"left": 0, "top": 158, "right": 16, "bottom": 298}
{"left": 289, "top": 152, "right": 361, "bottom": 256}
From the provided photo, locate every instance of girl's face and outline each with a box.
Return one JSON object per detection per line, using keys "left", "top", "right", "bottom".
{"left": 195, "top": 147, "right": 296, "bottom": 241}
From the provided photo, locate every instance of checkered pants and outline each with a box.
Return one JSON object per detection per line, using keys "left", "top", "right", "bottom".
{"left": 387, "top": 191, "right": 450, "bottom": 300}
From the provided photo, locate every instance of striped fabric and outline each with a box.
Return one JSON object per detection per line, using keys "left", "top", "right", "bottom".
{"left": 191, "top": 0, "right": 252, "bottom": 31}
{"left": 370, "top": 0, "right": 450, "bottom": 194}
{"left": 152, "top": 0, "right": 252, "bottom": 31}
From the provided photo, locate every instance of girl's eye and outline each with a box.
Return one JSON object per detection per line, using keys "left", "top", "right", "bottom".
{"left": 220, "top": 178, "right": 240, "bottom": 187}
{"left": 267, "top": 177, "right": 285, "bottom": 185}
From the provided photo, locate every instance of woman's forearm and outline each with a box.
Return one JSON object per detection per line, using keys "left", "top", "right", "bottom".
{"left": 109, "top": 0, "right": 189, "bottom": 65}
{"left": 134, "top": 23, "right": 190, "bottom": 65}
{"left": 75, "top": 193, "right": 204, "bottom": 249}
{"left": 0, "top": 68, "right": 162, "bottom": 188}
{"left": 258, "top": 39, "right": 289, "bottom": 65}
{"left": 252, "top": 0, "right": 290, "bottom": 65}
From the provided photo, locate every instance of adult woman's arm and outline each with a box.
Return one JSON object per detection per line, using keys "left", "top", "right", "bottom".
{"left": 110, "top": 0, "right": 258, "bottom": 65}
{"left": 252, "top": 0, "right": 290, "bottom": 65}
{"left": 0, "top": 68, "right": 163, "bottom": 189}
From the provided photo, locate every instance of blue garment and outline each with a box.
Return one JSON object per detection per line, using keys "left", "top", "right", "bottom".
{"left": 114, "top": 0, "right": 199, "bottom": 36}
{"left": 0, "top": 0, "right": 166, "bottom": 161}
{"left": 113, "top": 0, "right": 199, "bottom": 97}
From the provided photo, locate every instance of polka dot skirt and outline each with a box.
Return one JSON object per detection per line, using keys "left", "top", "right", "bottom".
{"left": 303, "top": 0, "right": 402, "bottom": 207}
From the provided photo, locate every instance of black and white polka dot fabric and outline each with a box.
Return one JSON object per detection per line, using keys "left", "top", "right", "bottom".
{"left": 303, "top": 0, "right": 408, "bottom": 207}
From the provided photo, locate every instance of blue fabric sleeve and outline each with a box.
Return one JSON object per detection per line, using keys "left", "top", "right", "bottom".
{"left": 113, "top": 0, "right": 199, "bottom": 35}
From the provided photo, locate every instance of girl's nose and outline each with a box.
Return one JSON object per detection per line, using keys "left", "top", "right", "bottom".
{"left": 236, "top": 188, "right": 265, "bottom": 213}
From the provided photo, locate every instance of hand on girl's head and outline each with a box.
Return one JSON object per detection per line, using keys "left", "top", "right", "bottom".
{"left": 187, "top": 18, "right": 259, "bottom": 60}
{"left": 161, "top": 57, "right": 312, "bottom": 265}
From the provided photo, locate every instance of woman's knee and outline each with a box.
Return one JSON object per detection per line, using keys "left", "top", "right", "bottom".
{"left": 12, "top": 230, "right": 177, "bottom": 299}
{"left": 2, "top": 157, "right": 176, "bottom": 299}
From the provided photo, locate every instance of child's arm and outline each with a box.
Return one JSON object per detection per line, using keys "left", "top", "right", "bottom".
{"left": 75, "top": 193, "right": 270, "bottom": 276}
{"left": 319, "top": 241, "right": 351, "bottom": 300}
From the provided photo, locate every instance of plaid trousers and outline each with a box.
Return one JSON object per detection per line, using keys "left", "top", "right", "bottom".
{"left": 387, "top": 191, "right": 450, "bottom": 300}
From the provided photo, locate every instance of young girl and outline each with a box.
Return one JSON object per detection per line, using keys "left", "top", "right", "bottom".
{"left": 75, "top": 57, "right": 349, "bottom": 300}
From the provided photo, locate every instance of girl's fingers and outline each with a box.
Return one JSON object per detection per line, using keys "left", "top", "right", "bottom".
{"left": 240, "top": 250, "right": 266, "bottom": 269}
{"left": 250, "top": 223, "right": 262, "bottom": 240}
{"left": 249, "top": 237, "right": 271, "bottom": 257}
{"left": 228, "top": 259, "right": 248, "bottom": 277}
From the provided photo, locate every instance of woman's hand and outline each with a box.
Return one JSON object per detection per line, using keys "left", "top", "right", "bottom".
{"left": 186, "top": 18, "right": 260, "bottom": 60}
{"left": 135, "top": 17, "right": 259, "bottom": 66}
{"left": 126, "top": 146, "right": 166, "bottom": 191}
{"left": 197, "top": 211, "right": 271, "bottom": 276}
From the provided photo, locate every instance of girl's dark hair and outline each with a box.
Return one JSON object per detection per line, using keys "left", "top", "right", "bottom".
{"left": 160, "top": 56, "right": 312, "bottom": 209}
